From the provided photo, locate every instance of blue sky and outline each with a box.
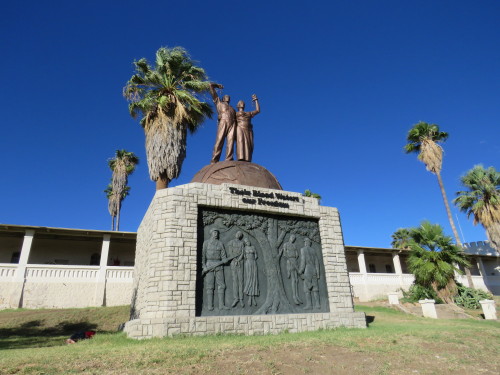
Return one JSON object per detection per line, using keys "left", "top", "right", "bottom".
{"left": 1, "top": 0, "right": 499, "bottom": 248}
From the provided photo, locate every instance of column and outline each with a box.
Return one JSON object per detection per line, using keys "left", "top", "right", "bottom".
{"left": 357, "top": 250, "right": 369, "bottom": 301}
{"left": 392, "top": 252, "right": 403, "bottom": 275}
{"left": 477, "top": 257, "right": 487, "bottom": 277}
{"left": 94, "top": 234, "right": 111, "bottom": 306}
{"left": 10, "top": 230, "right": 35, "bottom": 308}
{"left": 392, "top": 251, "right": 405, "bottom": 291}
{"left": 357, "top": 250, "right": 367, "bottom": 274}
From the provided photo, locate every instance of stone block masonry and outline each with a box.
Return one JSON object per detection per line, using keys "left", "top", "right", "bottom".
{"left": 124, "top": 183, "right": 366, "bottom": 338}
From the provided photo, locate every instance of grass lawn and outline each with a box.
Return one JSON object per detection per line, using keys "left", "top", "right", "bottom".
{"left": 0, "top": 304, "right": 499, "bottom": 375}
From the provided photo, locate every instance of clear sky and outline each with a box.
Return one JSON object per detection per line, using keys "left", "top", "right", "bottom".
{"left": 1, "top": 0, "right": 499, "bottom": 248}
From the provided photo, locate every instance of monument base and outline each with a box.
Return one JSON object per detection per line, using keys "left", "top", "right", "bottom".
{"left": 124, "top": 183, "right": 365, "bottom": 339}
{"left": 126, "top": 311, "right": 366, "bottom": 339}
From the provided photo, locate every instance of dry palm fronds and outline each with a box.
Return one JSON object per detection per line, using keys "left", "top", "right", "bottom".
{"left": 418, "top": 138, "right": 443, "bottom": 174}
{"left": 144, "top": 110, "right": 187, "bottom": 182}
{"left": 112, "top": 160, "right": 128, "bottom": 196}
{"left": 486, "top": 222, "right": 500, "bottom": 251}
{"left": 107, "top": 192, "right": 119, "bottom": 217}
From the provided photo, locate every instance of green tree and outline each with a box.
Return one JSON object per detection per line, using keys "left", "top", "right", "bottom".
{"left": 391, "top": 228, "right": 411, "bottom": 250}
{"left": 303, "top": 189, "right": 322, "bottom": 203}
{"left": 124, "top": 47, "right": 213, "bottom": 190}
{"left": 454, "top": 165, "right": 500, "bottom": 251}
{"left": 406, "top": 221, "right": 470, "bottom": 303}
{"left": 404, "top": 121, "right": 474, "bottom": 287}
{"left": 107, "top": 150, "right": 139, "bottom": 231}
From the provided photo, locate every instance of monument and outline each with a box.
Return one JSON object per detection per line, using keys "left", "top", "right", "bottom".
{"left": 124, "top": 84, "right": 365, "bottom": 338}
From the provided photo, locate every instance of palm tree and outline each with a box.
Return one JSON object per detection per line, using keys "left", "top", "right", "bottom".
{"left": 454, "top": 165, "right": 500, "bottom": 251}
{"left": 404, "top": 121, "right": 474, "bottom": 287}
{"left": 407, "top": 221, "right": 470, "bottom": 303}
{"left": 124, "top": 47, "right": 213, "bottom": 190}
{"left": 107, "top": 150, "right": 139, "bottom": 231}
{"left": 391, "top": 228, "right": 411, "bottom": 250}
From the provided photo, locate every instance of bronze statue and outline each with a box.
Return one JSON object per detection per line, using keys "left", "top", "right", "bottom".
{"left": 236, "top": 94, "right": 260, "bottom": 162}
{"left": 209, "top": 83, "right": 236, "bottom": 163}
{"left": 202, "top": 229, "right": 229, "bottom": 310}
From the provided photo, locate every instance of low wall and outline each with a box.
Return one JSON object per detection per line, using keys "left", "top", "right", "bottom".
{"left": 1, "top": 263, "right": 498, "bottom": 309}
{"left": 0, "top": 264, "right": 133, "bottom": 309}
{"left": 350, "top": 273, "right": 414, "bottom": 301}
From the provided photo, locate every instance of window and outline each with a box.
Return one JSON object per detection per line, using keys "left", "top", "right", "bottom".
{"left": 90, "top": 253, "right": 100, "bottom": 265}
{"left": 368, "top": 264, "right": 376, "bottom": 273}
{"left": 385, "top": 264, "right": 393, "bottom": 273}
{"left": 10, "top": 252, "right": 20, "bottom": 264}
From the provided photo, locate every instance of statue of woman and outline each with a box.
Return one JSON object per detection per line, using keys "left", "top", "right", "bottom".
{"left": 243, "top": 237, "right": 259, "bottom": 306}
{"left": 235, "top": 94, "right": 260, "bottom": 162}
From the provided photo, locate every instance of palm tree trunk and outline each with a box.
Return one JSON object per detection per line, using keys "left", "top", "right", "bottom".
{"left": 111, "top": 215, "right": 115, "bottom": 231}
{"left": 116, "top": 205, "right": 121, "bottom": 231}
{"left": 436, "top": 172, "right": 474, "bottom": 288}
{"left": 155, "top": 172, "right": 169, "bottom": 190}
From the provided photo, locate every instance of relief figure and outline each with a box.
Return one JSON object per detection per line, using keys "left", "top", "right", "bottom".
{"left": 298, "top": 238, "right": 321, "bottom": 310}
{"left": 281, "top": 234, "right": 302, "bottom": 305}
{"left": 202, "top": 229, "right": 229, "bottom": 310}
{"left": 227, "top": 231, "right": 245, "bottom": 308}
{"left": 235, "top": 94, "right": 260, "bottom": 162}
{"left": 243, "top": 237, "right": 259, "bottom": 306}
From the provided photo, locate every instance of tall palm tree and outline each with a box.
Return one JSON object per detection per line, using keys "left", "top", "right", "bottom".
{"left": 404, "top": 121, "right": 474, "bottom": 287}
{"left": 407, "top": 221, "right": 470, "bottom": 303}
{"left": 107, "top": 150, "right": 139, "bottom": 231}
{"left": 124, "top": 47, "right": 213, "bottom": 190}
{"left": 454, "top": 165, "right": 500, "bottom": 251}
{"left": 391, "top": 228, "right": 411, "bottom": 250}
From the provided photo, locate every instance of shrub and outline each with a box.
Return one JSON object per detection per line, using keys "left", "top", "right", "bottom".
{"left": 453, "top": 284, "right": 492, "bottom": 309}
{"left": 401, "top": 284, "right": 443, "bottom": 304}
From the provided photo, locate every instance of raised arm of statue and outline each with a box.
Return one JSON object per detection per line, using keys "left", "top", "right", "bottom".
{"left": 251, "top": 94, "right": 260, "bottom": 116}
{"left": 209, "top": 82, "right": 223, "bottom": 102}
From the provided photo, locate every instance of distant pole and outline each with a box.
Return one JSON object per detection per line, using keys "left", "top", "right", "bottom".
{"left": 455, "top": 213, "right": 466, "bottom": 245}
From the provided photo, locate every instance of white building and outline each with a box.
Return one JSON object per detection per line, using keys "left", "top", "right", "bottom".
{"left": 1, "top": 224, "right": 499, "bottom": 309}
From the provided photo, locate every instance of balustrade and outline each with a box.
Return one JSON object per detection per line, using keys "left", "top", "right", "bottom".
{"left": 0, "top": 264, "right": 18, "bottom": 279}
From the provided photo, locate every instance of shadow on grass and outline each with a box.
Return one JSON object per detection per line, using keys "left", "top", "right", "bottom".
{"left": 365, "top": 315, "right": 375, "bottom": 326}
{"left": 0, "top": 320, "right": 104, "bottom": 350}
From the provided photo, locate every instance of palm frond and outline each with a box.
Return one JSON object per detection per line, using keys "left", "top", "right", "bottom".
{"left": 454, "top": 165, "right": 500, "bottom": 250}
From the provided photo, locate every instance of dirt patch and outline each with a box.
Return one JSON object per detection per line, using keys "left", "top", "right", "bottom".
{"left": 182, "top": 341, "right": 499, "bottom": 375}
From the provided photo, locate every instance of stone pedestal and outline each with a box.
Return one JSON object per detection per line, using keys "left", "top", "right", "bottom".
{"left": 479, "top": 300, "right": 497, "bottom": 320}
{"left": 124, "top": 183, "right": 365, "bottom": 339}
{"left": 419, "top": 299, "right": 437, "bottom": 319}
{"left": 387, "top": 292, "right": 400, "bottom": 305}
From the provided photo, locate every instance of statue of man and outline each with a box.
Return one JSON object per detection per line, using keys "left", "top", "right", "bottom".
{"left": 281, "top": 234, "right": 302, "bottom": 305}
{"left": 209, "top": 83, "right": 236, "bottom": 163}
{"left": 235, "top": 94, "right": 260, "bottom": 162}
{"left": 202, "top": 229, "right": 229, "bottom": 311}
{"left": 298, "top": 238, "right": 321, "bottom": 310}
{"left": 227, "top": 231, "right": 245, "bottom": 307}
